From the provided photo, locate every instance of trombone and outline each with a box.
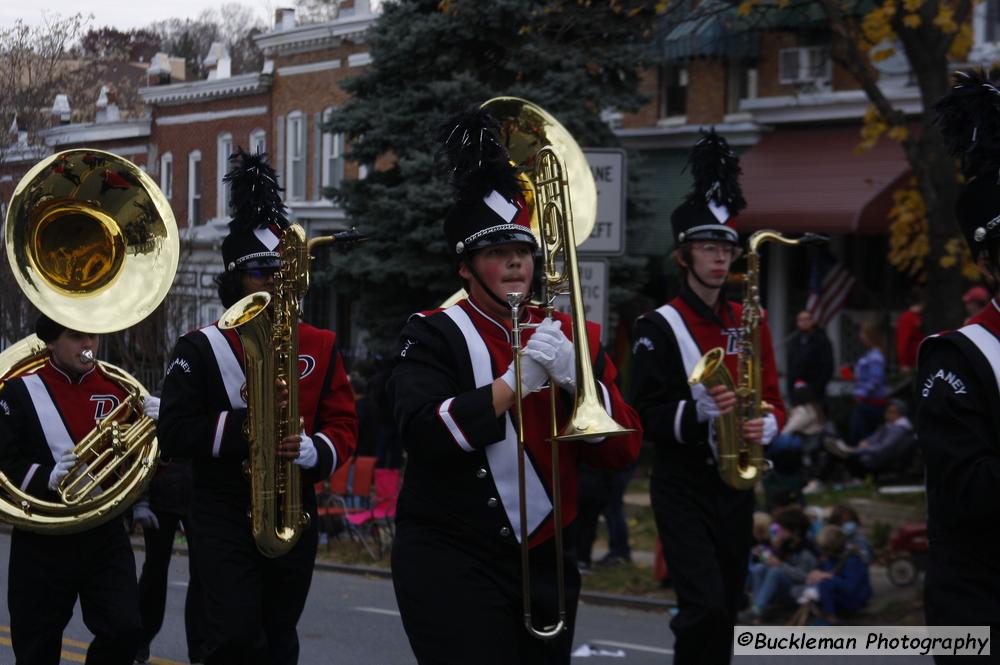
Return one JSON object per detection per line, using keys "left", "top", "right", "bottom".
{"left": 490, "top": 99, "right": 634, "bottom": 640}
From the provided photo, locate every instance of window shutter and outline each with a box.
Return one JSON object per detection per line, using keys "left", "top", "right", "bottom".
{"left": 313, "top": 112, "right": 322, "bottom": 200}
{"left": 275, "top": 115, "right": 285, "bottom": 188}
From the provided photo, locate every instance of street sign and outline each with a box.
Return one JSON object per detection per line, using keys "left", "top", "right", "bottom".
{"left": 579, "top": 149, "right": 626, "bottom": 256}
{"left": 554, "top": 259, "right": 610, "bottom": 344}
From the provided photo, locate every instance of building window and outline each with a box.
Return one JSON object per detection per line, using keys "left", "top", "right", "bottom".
{"left": 659, "top": 65, "right": 687, "bottom": 118}
{"left": 286, "top": 112, "right": 306, "bottom": 201}
{"left": 160, "top": 152, "right": 173, "bottom": 199}
{"left": 217, "top": 133, "right": 233, "bottom": 219}
{"left": 188, "top": 150, "right": 202, "bottom": 226}
{"left": 250, "top": 128, "right": 266, "bottom": 155}
{"left": 778, "top": 46, "right": 832, "bottom": 88}
{"left": 321, "top": 107, "right": 344, "bottom": 192}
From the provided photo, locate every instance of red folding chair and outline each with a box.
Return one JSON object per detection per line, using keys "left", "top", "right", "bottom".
{"left": 354, "top": 468, "right": 401, "bottom": 556}
{"left": 323, "top": 456, "right": 378, "bottom": 557}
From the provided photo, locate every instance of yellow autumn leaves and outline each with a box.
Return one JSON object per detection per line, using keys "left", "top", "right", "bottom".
{"left": 862, "top": 0, "right": 972, "bottom": 62}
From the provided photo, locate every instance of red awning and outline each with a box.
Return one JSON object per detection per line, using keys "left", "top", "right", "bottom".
{"left": 735, "top": 125, "right": 910, "bottom": 235}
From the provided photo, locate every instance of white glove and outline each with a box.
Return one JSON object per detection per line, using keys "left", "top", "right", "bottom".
{"left": 294, "top": 432, "right": 318, "bottom": 469}
{"left": 693, "top": 385, "right": 721, "bottom": 423}
{"left": 133, "top": 500, "right": 159, "bottom": 530}
{"left": 48, "top": 450, "right": 77, "bottom": 491}
{"left": 523, "top": 319, "right": 576, "bottom": 392}
{"left": 500, "top": 352, "right": 549, "bottom": 395}
{"left": 142, "top": 395, "right": 160, "bottom": 421}
{"left": 761, "top": 413, "right": 778, "bottom": 446}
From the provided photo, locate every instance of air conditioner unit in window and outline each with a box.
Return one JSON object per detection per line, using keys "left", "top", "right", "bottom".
{"left": 778, "top": 46, "right": 832, "bottom": 88}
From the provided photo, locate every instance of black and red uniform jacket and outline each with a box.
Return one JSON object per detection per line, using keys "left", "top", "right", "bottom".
{"left": 157, "top": 320, "right": 358, "bottom": 508}
{"left": 389, "top": 297, "right": 643, "bottom": 552}
{"left": 629, "top": 284, "right": 786, "bottom": 467}
{"left": 0, "top": 360, "right": 128, "bottom": 502}
{"left": 918, "top": 297, "right": 1000, "bottom": 627}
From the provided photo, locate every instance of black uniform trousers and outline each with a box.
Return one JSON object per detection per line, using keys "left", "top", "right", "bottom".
{"left": 925, "top": 544, "right": 1000, "bottom": 664}
{"left": 392, "top": 518, "right": 582, "bottom": 665}
{"left": 189, "top": 492, "right": 318, "bottom": 665}
{"left": 651, "top": 451, "right": 754, "bottom": 665}
{"left": 137, "top": 510, "right": 205, "bottom": 661}
{"left": 8, "top": 519, "right": 141, "bottom": 665}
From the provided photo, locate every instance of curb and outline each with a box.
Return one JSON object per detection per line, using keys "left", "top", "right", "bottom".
{"left": 0, "top": 527, "right": 675, "bottom": 612}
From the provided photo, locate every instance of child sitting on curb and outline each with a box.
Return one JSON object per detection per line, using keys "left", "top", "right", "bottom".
{"left": 742, "top": 508, "right": 817, "bottom": 624}
{"left": 800, "top": 525, "right": 872, "bottom": 625}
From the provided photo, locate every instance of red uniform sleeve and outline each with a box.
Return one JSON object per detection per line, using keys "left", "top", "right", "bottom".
{"left": 307, "top": 347, "right": 358, "bottom": 482}
{"left": 577, "top": 320, "right": 643, "bottom": 470}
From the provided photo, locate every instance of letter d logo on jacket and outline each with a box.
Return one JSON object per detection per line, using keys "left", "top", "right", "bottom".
{"left": 90, "top": 395, "right": 121, "bottom": 421}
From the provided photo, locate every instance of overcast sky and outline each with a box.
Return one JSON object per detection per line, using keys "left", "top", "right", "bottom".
{"left": 4, "top": 1, "right": 277, "bottom": 32}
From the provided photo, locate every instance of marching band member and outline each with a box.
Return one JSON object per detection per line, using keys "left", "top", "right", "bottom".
{"left": 133, "top": 456, "right": 205, "bottom": 664}
{"left": 629, "top": 131, "right": 784, "bottom": 664}
{"left": 0, "top": 316, "right": 143, "bottom": 664}
{"left": 922, "top": 69, "right": 1000, "bottom": 661}
{"left": 157, "top": 150, "right": 358, "bottom": 665}
{"left": 389, "top": 110, "right": 642, "bottom": 665}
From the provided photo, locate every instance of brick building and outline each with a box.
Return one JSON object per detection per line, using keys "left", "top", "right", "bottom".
{"left": 613, "top": 7, "right": 996, "bottom": 375}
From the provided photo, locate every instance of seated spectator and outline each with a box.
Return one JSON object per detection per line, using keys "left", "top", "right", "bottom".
{"left": 741, "top": 508, "right": 817, "bottom": 623}
{"left": 825, "top": 400, "right": 916, "bottom": 478}
{"left": 805, "top": 525, "right": 872, "bottom": 624}
{"left": 849, "top": 321, "right": 887, "bottom": 446}
{"left": 828, "top": 504, "right": 874, "bottom": 564}
{"left": 765, "top": 383, "right": 824, "bottom": 508}
{"left": 770, "top": 382, "right": 824, "bottom": 456}
{"left": 752, "top": 511, "right": 773, "bottom": 549}
{"left": 854, "top": 399, "right": 915, "bottom": 473}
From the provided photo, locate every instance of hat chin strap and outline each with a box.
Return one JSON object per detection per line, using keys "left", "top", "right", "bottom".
{"left": 466, "top": 260, "right": 519, "bottom": 311}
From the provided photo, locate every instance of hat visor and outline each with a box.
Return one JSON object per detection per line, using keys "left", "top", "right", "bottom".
{"left": 465, "top": 228, "right": 538, "bottom": 252}
{"left": 682, "top": 227, "right": 740, "bottom": 244}
{"left": 237, "top": 256, "right": 283, "bottom": 271}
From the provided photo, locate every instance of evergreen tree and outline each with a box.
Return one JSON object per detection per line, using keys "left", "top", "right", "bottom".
{"left": 320, "top": 0, "right": 662, "bottom": 355}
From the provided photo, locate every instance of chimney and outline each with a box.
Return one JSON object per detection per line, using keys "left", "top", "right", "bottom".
{"left": 96, "top": 86, "right": 120, "bottom": 124}
{"left": 51, "top": 94, "right": 71, "bottom": 126}
{"left": 205, "top": 42, "right": 231, "bottom": 80}
{"left": 274, "top": 7, "right": 296, "bottom": 31}
{"left": 147, "top": 52, "right": 172, "bottom": 85}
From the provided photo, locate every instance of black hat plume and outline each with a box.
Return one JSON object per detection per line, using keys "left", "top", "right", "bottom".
{"left": 684, "top": 128, "right": 747, "bottom": 216}
{"left": 222, "top": 147, "right": 290, "bottom": 232}
{"left": 934, "top": 67, "right": 1000, "bottom": 181}
{"left": 438, "top": 107, "right": 521, "bottom": 202}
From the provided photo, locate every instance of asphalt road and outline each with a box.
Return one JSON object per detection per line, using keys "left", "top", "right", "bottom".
{"left": 0, "top": 532, "right": 934, "bottom": 664}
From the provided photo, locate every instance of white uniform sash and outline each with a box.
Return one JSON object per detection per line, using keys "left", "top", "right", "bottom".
{"left": 21, "top": 374, "right": 75, "bottom": 460}
{"left": 958, "top": 323, "right": 1000, "bottom": 401}
{"left": 443, "top": 304, "right": 552, "bottom": 542}
{"left": 652, "top": 304, "right": 716, "bottom": 455}
{"left": 200, "top": 325, "right": 247, "bottom": 410}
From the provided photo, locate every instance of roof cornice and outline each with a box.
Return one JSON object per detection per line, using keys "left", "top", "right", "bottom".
{"left": 39, "top": 118, "right": 151, "bottom": 147}
{"left": 254, "top": 14, "right": 375, "bottom": 55}
{"left": 139, "top": 72, "right": 272, "bottom": 106}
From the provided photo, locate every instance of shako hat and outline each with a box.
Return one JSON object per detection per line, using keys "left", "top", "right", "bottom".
{"left": 219, "top": 148, "right": 290, "bottom": 272}
{"left": 439, "top": 108, "right": 536, "bottom": 255}
{"left": 935, "top": 68, "right": 1000, "bottom": 258}
{"left": 671, "top": 129, "right": 746, "bottom": 246}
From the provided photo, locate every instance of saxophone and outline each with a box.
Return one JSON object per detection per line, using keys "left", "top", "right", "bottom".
{"left": 219, "top": 224, "right": 366, "bottom": 557}
{"left": 688, "top": 230, "right": 824, "bottom": 490}
{"left": 220, "top": 225, "right": 309, "bottom": 557}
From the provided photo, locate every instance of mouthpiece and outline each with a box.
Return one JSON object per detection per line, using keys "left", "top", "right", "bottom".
{"left": 80, "top": 350, "right": 95, "bottom": 364}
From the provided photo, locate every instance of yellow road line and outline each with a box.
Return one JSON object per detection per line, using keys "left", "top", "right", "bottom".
{"left": 0, "top": 625, "right": 187, "bottom": 665}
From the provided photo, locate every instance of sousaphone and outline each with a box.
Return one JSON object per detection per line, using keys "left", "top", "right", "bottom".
{"left": 0, "top": 149, "right": 179, "bottom": 533}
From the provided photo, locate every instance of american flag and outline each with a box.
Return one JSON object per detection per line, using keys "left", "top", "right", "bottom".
{"left": 805, "top": 249, "right": 855, "bottom": 327}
